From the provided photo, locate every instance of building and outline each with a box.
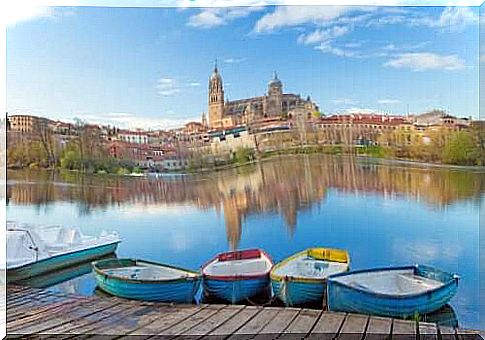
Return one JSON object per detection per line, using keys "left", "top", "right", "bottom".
{"left": 7, "top": 114, "right": 52, "bottom": 134}
{"left": 117, "top": 129, "right": 149, "bottom": 144}
{"left": 412, "top": 110, "right": 471, "bottom": 130}
{"left": 208, "top": 64, "right": 319, "bottom": 129}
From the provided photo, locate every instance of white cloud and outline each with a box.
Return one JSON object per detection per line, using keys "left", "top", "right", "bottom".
{"left": 384, "top": 53, "right": 466, "bottom": 71}
{"left": 315, "top": 42, "right": 360, "bottom": 58}
{"left": 331, "top": 98, "right": 358, "bottom": 105}
{"left": 366, "top": 7, "right": 477, "bottom": 31}
{"left": 223, "top": 57, "right": 247, "bottom": 64}
{"left": 188, "top": 6, "right": 263, "bottom": 28}
{"left": 338, "top": 107, "right": 380, "bottom": 115}
{"left": 254, "top": 6, "right": 356, "bottom": 33}
{"left": 156, "top": 77, "right": 201, "bottom": 96}
{"left": 3, "top": 2, "right": 76, "bottom": 27}
{"left": 378, "top": 99, "right": 401, "bottom": 104}
{"left": 430, "top": 6, "right": 478, "bottom": 31}
{"left": 297, "top": 26, "right": 349, "bottom": 45}
{"left": 156, "top": 78, "right": 181, "bottom": 96}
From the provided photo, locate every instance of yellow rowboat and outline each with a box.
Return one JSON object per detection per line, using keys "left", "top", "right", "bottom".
{"left": 271, "top": 248, "right": 350, "bottom": 306}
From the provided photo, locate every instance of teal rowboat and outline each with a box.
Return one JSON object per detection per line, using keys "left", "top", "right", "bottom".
{"left": 327, "top": 265, "right": 460, "bottom": 318}
{"left": 93, "top": 258, "right": 201, "bottom": 303}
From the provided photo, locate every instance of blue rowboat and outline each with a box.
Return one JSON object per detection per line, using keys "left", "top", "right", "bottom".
{"left": 271, "top": 248, "right": 350, "bottom": 306}
{"left": 327, "top": 265, "right": 460, "bottom": 318}
{"left": 93, "top": 258, "right": 201, "bottom": 303}
{"left": 202, "top": 249, "right": 273, "bottom": 304}
{"left": 7, "top": 222, "right": 120, "bottom": 282}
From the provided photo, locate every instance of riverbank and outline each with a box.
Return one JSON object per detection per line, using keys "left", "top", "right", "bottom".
{"left": 186, "top": 146, "right": 485, "bottom": 175}
{"left": 7, "top": 145, "right": 485, "bottom": 177}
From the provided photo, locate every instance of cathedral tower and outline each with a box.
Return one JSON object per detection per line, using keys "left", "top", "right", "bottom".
{"left": 208, "top": 62, "right": 224, "bottom": 128}
{"left": 266, "top": 71, "right": 283, "bottom": 117}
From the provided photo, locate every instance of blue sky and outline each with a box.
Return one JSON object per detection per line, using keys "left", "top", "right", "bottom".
{"left": 6, "top": 5, "right": 479, "bottom": 129}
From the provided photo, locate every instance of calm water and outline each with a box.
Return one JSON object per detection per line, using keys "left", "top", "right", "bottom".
{"left": 5, "top": 155, "right": 485, "bottom": 329}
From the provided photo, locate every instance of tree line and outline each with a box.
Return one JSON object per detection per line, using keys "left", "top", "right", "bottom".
{"left": 7, "top": 119, "right": 140, "bottom": 174}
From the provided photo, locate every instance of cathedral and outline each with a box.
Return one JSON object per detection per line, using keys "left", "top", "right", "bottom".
{"left": 208, "top": 64, "right": 319, "bottom": 129}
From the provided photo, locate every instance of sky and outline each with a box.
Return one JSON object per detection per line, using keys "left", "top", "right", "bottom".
{"left": 6, "top": 4, "right": 480, "bottom": 130}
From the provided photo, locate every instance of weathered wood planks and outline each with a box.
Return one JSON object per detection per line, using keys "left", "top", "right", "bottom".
{"left": 6, "top": 285, "right": 483, "bottom": 340}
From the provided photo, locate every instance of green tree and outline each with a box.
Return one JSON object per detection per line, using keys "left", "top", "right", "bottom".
{"left": 442, "top": 131, "right": 480, "bottom": 165}
{"left": 60, "top": 150, "right": 81, "bottom": 170}
{"left": 233, "top": 147, "right": 255, "bottom": 165}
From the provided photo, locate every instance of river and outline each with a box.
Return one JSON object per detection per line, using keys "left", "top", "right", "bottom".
{"left": 5, "top": 155, "right": 485, "bottom": 330}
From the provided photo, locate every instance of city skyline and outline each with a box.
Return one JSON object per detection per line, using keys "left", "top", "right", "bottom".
{"left": 6, "top": 5, "right": 479, "bottom": 130}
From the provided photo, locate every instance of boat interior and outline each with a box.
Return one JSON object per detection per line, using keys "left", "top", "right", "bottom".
{"left": 103, "top": 262, "right": 198, "bottom": 281}
{"left": 272, "top": 255, "right": 349, "bottom": 279}
{"left": 333, "top": 269, "right": 444, "bottom": 295}
{"left": 203, "top": 256, "right": 272, "bottom": 276}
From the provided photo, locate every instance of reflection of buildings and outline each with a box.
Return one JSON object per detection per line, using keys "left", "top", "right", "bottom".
{"left": 7, "top": 156, "right": 484, "bottom": 249}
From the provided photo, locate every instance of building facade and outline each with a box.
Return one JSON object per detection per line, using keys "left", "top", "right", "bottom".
{"left": 208, "top": 65, "right": 319, "bottom": 129}
{"left": 8, "top": 114, "right": 52, "bottom": 134}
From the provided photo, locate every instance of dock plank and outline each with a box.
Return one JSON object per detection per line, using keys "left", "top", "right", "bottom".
{"left": 419, "top": 321, "right": 438, "bottom": 340}
{"left": 40, "top": 302, "right": 134, "bottom": 334}
{"left": 9, "top": 300, "right": 120, "bottom": 335}
{"left": 364, "top": 316, "right": 392, "bottom": 340}
{"left": 336, "top": 313, "right": 369, "bottom": 339}
{"left": 309, "top": 311, "right": 346, "bottom": 340}
{"left": 456, "top": 329, "right": 483, "bottom": 340}
{"left": 8, "top": 285, "right": 478, "bottom": 339}
{"left": 72, "top": 304, "right": 164, "bottom": 335}
{"left": 158, "top": 305, "right": 226, "bottom": 337}
{"left": 438, "top": 325, "right": 456, "bottom": 340}
{"left": 7, "top": 297, "right": 90, "bottom": 329}
{"left": 392, "top": 319, "right": 416, "bottom": 340}
{"left": 178, "top": 305, "right": 245, "bottom": 338}
{"left": 257, "top": 308, "right": 300, "bottom": 335}
{"left": 126, "top": 305, "right": 209, "bottom": 336}
{"left": 282, "top": 308, "right": 321, "bottom": 335}
{"left": 228, "top": 307, "right": 279, "bottom": 340}
{"left": 208, "top": 306, "right": 262, "bottom": 336}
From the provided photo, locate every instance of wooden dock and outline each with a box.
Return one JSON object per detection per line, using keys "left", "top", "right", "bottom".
{"left": 6, "top": 285, "right": 483, "bottom": 339}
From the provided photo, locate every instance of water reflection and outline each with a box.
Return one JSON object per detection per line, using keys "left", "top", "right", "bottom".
{"left": 16, "top": 254, "right": 116, "bottom": 293}
{"left": 6, "top": 155, "right": 484, "bottom": 250}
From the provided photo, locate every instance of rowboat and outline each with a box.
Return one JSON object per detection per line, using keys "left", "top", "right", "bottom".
{"left": 202, "top": 249, "right": 273, "bottom": 304}
{"left": 93, "top": 258, "right": 201, "bottom": 303}
{"left": 327, "top": 265, "right": 460, "bottom": 318}
{"left": 271, "top": 248, "right": 350, "bottom": 306}
{"left": 7, "top": 221, "right": 120, "bottom": 282}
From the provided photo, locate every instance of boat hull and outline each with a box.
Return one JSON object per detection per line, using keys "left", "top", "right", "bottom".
{"left": 94, "top": 271, "right": 200, "bottom": 303}
{"left": 203, "top": 276, "right": 270, "bottom": 304}
{"left": 271, "top": 278, "right": 326, "bottom": 307}
{"left": 7, "top": 242, "right": 120, "bottom": 283}
{"left": 327, "top": 266, "right": 459, "bottom": 318}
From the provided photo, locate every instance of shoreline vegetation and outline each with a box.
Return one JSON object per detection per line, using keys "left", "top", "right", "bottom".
{"left": 7, "top": 144, "right": 485, "bottom": 177}
{"left": 7, "top": 120, "right": 485, "bottom": 175}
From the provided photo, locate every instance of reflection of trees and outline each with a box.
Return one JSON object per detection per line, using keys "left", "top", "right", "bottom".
{"left": 7, "top": 156, "right": 485, "bottom": 249}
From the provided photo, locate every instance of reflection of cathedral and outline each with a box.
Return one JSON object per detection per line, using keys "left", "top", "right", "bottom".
{"left": 208, "top": 64, "right": 319, "bottom": 129}
{"left": 8, "top": 156, "right": 482, "bottom": 250}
